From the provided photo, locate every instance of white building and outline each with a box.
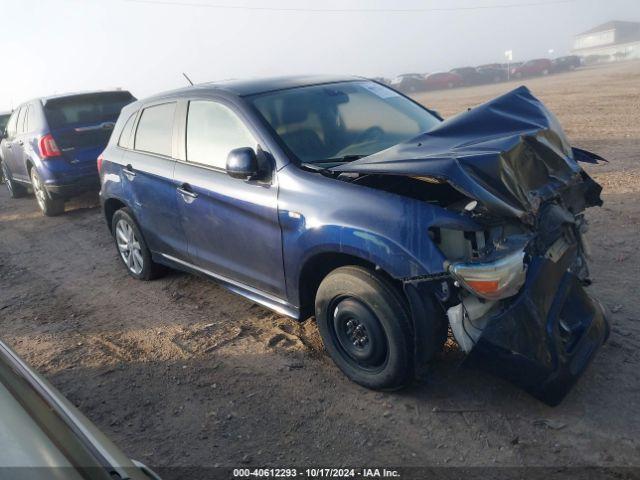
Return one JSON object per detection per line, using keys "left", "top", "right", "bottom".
{"left": 572, "top": 21, "right": 640, "bottom": 62}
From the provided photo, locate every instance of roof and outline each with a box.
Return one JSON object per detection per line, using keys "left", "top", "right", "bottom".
{"left": 141, "top": 75, "right": 364, "bottom": 104}
{"left": 576, "top": 20, "right": 640, "bottom": 37}
{"left": 40, "top": 89, "right": 134, "bottom": 105}
{"left": 203, "top": 75, "right": 362, "bottom": 96}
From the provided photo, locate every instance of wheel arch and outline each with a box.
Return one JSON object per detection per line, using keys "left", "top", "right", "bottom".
{"left": 24, "top": 154, "right": 39, "bottom": 174}
{"left": 296, "top": 251, "right": 405, "bottom": 320}
{"left": 103, "top": 196, "right": 129, "bottom": 233}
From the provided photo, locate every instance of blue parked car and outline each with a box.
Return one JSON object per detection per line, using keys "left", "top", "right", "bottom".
{"left": 99, "top": 77, "right": 608, "bottom": 404}
{"left": 0, "top": 90, "right": 135, "bottom": 215}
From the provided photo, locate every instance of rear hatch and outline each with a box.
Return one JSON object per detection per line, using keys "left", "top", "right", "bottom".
{"left": 44, "top": 91, "right": 135, "bottom": 173}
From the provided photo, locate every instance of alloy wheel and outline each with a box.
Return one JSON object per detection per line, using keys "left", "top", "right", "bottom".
{"left": 2, "top": 163, "right": 12, "bottom": 195}
{"left": 31, "top": 171, "right": 47, "bottom": 211}
{"left": 115, "top": 219, "right": 144, "bottom": 275}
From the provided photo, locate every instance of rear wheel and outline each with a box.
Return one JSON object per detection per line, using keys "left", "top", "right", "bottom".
{"left": 2, "top": 161, "right": 27, "bottom": 198}
{"left": 111, "top": 208, "right": 164, "bottom": 280}
{"left": 30, "top": 169, "right": 64, "bottom": 216}
{"left": 315, "top": 266, "right": 414, "bottom": 390}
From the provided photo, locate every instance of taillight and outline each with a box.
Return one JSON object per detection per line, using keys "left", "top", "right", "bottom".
{"left": 97, "top": 154, "right": 104, "bottom": 173}
{"left": 39, "top": 134, "right": 61, "bottom": 158}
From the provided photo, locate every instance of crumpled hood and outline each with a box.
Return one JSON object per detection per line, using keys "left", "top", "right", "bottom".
{"left": 332, "top": 86, "right": 603, "bottom": 221}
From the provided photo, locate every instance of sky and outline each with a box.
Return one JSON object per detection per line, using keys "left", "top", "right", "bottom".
{"left": 0, "top": 0, "right": 639, "bottom": 110}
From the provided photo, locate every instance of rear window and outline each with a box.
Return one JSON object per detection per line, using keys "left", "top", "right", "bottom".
{"left": 134, "top": 102, "right": 176, "bottom": 157}
{"left": 44, "top": 92, "right": 135, "bottom": 129}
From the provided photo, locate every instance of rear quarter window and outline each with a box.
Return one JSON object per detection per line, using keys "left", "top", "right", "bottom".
{"left": 16, "top": 107, "right": 27, "bottom": 134}
{"left": 134, "top": 103, "right": 176, "bottom": 157}
{"left": 118, "top": 112, "right": 138, "bottom": 150}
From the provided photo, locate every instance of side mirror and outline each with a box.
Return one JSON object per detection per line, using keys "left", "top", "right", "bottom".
{"left": 226, "top": 147, "right": 259, "bottom": 180}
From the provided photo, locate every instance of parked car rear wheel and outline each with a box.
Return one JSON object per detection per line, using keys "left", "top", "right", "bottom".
{"left": 315, "top": 266, "right": 414, "bottom": 390}
{"left": 111, "top": 208, "right": 164, "bottom": 280}
{"left": 30, "top": 169, "right": 64, "bottom": 216}
{"left": 2, "top": 161, "right": 27, "bottom": 198}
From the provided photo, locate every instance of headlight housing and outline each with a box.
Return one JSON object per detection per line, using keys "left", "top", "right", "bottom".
{"left": 448, "top": 249, "right": 527, "bottom": 300}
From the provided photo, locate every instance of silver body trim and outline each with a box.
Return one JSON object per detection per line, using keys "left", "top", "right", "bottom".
{"left": 160, "top": 253, "right": 299, "bottom": 319}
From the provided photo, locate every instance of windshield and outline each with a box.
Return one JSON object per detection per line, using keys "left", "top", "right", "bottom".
{"left": 249, "top": 81, "right": 440, "bottom": 164}
{"left": 44, "top": 92, "right": 135, "bottom": 129}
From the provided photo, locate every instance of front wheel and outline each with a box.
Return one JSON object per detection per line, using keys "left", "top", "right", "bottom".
{"left": 315, "top": 266, "right": 414, "bottom": 390}
{"left": 2, "top": 161, "right": 27, "bottom": 198}
{"left": 31, "top": 169, "right": 64, "bottom": 216}
{"left": 111, "top": 208, "right": 164, "bottom": 280}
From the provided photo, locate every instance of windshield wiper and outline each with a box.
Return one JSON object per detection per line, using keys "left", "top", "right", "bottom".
{"left": 301, "top": 162, "right": 329, "bottom": 173}
{"left": 324, "top": 154, "right": 366, "bottom": 163}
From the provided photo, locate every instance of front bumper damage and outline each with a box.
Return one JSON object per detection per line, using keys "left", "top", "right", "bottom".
{"left": 454, "top": 243, "right": 608, "bottom": 406}
{"left": 405, "top": 242, "right": 609, "bottom": 406}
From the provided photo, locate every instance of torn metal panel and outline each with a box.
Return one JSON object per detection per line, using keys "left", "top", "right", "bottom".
{"left": 332, "top": 86, "right": 603, "bottom": 222}
{"left": 464, "top": 245, "right": 609, "bottom": 406}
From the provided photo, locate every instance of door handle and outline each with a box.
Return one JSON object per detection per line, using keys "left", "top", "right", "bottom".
{"left": 177, "top": 183, "right": 198, "bottom": 200}
{"left": 123, "top": 164, "right": 136, "bottom": 180}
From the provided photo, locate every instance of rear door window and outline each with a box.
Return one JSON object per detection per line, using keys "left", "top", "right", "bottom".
{"left": 134, "top": 103, "right": 176, "bottom": 157}
{"left": 6, "top": 110, "right": 18, "bottom": 137}
{"left": 186, "top": 101, "right": 256, "bottom": 169}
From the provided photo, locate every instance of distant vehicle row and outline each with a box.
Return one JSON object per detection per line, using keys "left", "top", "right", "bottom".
{"left": 380, "top": 55, "right": 582, "bottom": 93}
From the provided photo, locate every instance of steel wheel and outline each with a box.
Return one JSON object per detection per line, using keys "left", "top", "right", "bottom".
{"left": 330, "top": 296, "right": 388, "bottom": 372}
{"left": 115, "top": 218, "right": 144, "bottom": 275}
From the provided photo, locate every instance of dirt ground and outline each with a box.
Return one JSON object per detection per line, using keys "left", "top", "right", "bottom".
{"left": 1, "top": 61, "right": 639, "bottom": 475}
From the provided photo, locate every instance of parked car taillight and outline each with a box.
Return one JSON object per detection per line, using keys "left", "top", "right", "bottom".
{"left": 97, "top": 153, "right": 104, "bottom": 173}
{"left": 38, "top": 134, "right": 61, "bottom": 158}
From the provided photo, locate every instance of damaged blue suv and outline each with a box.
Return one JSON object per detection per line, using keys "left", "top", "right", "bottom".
{"left": 99, "top": 77, "right": 608, "bottom": 405}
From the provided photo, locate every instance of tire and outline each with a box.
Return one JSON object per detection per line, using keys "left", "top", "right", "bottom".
{"left": 30, "top": 169, "right": 64, "bottom": 216}
{"left": 111, "top": 207, "right": 164, "bottom": 280}
{"left": 2, "top": 161, "right": 27, "bottom": 198}
{"left": 315, "top": 266, "right": 414, "bottom": 390}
